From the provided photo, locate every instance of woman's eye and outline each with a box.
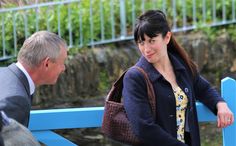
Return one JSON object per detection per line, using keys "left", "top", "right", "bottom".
{"left": 138, "top": 41, "right": 144, "bottom": 45}
{"left": 150, "top": 39, "right": 155, "bottom": 43}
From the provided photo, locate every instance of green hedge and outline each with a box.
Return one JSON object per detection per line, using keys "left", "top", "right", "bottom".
{"left": 0, "top": 0, "right": 234, "bottom": 57}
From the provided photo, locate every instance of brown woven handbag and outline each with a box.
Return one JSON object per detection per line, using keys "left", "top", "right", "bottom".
{"left": 101, "top": 66, "right": 156, "bottom": 145}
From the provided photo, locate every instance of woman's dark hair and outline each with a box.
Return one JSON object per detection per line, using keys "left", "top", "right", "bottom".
{"left": 134, "top": 10, "right": 197, "bottom": 76}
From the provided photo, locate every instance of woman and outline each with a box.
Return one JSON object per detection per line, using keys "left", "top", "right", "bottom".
{"left": 122, "top": 10, "right": 234, "bottom": 146}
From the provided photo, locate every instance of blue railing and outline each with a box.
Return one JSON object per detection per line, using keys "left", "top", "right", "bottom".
{"left": 29, "top": 77, "right": 236, "bottom": 146}
{"left": 29, "top": 107, "right": 104, "bottom": 146}
{"left": 1, "top": 0, "right": 236, "bottom": 61}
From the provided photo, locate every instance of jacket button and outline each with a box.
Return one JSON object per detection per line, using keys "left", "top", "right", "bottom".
{"left": 190, "top": 107, "right": 193, "bottom": 111}
{"left": 184, "top": 88, "right": 189, "bottom": 93}
{"left": 169, "top": 114, "right": 174, "bottom": 118}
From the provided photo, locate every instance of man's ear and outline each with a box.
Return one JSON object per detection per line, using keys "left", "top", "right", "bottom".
{"left": 42, "top": 57, "right": 50, "bottom": 69}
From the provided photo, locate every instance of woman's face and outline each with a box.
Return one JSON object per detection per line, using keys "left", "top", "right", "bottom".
{"left": 137, "top": 32, "right": 171, "bottom": 64}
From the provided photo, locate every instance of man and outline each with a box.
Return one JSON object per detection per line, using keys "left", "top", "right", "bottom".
{"left": 0, "top": 31, "right": 68, "bottom": 127}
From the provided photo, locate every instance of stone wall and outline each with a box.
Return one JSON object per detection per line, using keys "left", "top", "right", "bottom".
{"left": 33, "top": 32, "right": 236, "bottom": 108}
{"left": 34, "top": 42, "right": 140, "bottom": 108}
{"left": 178, "top": 32, "right": 236, "bottom": 85}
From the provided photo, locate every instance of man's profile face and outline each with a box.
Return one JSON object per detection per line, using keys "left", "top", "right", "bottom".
{"left": 43, "top": 47, "right": 67, "bottom": 85}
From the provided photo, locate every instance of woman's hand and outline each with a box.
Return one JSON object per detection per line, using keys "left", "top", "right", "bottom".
{"left": 217, "top": 101, "right": 234, "bottom": 128}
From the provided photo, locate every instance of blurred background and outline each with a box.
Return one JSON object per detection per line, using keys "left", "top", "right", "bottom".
{"left": 1, "top": 0, "right": 236, "bottom": 145}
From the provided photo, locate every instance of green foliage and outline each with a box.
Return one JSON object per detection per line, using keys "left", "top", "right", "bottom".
{"left": 227, "top": 24, "right": 236, "bottom": 42}
{"left": 98, "top": 70, "right": 109, "bottom": 92}
{"left": 1, "top": 0, "right": 236, "bottom": 58}
{"left": 200, "top": 123, "right": 222, "bottom": 146}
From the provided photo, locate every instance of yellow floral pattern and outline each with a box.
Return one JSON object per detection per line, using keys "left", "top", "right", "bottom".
{"left": 173, "top": 86, "right": 188, "bottom": 143}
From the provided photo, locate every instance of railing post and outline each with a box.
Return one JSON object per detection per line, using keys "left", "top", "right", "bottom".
{"left": 119, "top": 0, "right": 126, "bottom": 39}
{"left": 221, "top": 77, "right": 236, "bottom": 146}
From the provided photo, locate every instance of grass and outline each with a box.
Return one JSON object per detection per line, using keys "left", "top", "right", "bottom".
{"left": 200, "top": 122, "right": 222, "bottom": 146}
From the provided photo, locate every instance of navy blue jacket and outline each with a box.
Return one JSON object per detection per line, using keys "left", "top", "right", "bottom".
{"left": 122, "top": 53, "right": 224, "bottom": 146}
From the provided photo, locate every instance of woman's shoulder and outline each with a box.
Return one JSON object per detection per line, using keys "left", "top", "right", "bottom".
{"left": 124, "top": 66, "right": 145, "bottom": 81}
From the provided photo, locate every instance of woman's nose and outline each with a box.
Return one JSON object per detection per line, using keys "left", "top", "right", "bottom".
{"left": 144, "top": 43, "right": 152, "bottom": 51}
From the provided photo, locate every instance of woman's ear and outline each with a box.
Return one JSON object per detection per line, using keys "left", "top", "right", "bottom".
{"left": 165, "top": 31, "right": 171, "bottom": 44}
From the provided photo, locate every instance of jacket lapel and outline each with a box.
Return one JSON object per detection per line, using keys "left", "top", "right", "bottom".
{"left": 8, "top": 63, "right": 31, "bottom": 97}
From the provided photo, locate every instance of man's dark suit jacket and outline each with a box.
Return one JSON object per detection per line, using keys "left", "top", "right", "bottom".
{"left": 0, "top": 63, "right": 32, "bottom": 127}
{"left": 0, "top": 113, "right": 4, "bottom": 146}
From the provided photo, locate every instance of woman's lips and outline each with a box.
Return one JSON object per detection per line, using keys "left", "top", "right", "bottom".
{"left": 146, "top": 53, "right": 154, "bottom": 59}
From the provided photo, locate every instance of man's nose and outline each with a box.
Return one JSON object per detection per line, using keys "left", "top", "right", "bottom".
{"left": 62, "top": 65, "right": 66, "bottom": 72}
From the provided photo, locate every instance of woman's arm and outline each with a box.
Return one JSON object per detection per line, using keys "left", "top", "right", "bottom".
{"left": 193, "top": 74, "right": 224, "bottom": 114}
{"left": 193, "top": 74, "right": 234, "bottom": 128}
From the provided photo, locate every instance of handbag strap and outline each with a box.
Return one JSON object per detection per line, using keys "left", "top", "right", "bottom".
{"left": 134, "top": 66, "right": 156, "bottom": 119}
{"left": 106, "top": 70, "right": 127, "bottom": 103}
{"left": 106, "top": 66, "right": 156, "bottom": 118}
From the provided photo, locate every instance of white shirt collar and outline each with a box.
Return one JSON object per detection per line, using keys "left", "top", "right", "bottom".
{"left": 16, "top": 62, "right": 35, "bottom": 95}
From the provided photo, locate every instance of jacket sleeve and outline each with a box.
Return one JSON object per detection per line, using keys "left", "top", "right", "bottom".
{"left": 122, "top": 68, "right": 188, "bottom": 146}
{"left": 0, "top": 95, "right": 30, "bottom": 127}
{"left": 193, "top": 73, "right": 225, "bottom": 115}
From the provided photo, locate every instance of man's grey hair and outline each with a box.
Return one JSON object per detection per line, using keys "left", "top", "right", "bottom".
{"left": 17, "top": 31, "right": 67, "bottom": 68}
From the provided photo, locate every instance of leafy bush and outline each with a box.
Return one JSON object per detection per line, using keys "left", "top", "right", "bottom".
{"left": 0, "top": 0, "right": 235, "bottom": 58}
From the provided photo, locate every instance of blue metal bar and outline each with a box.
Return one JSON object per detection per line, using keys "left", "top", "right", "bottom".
{"left": 12, "top": 12, "right": 17, "bottom": 56}
{"left": 120, "top": 0, "right": 127, "bottom": 39}
{"left": 213, "top": 0, "right": 216, "bottom": 23}
{"left": 182, "top": 0, "right": 187, "bottom": 29}
{"left": 23, "top": 11, "right": 28, "bottom": 39}
{"left": 233, "top": 0, "right": 235, "bottom": 21}
{"left": 0, "top": 56, "right": 13, "bottom": 61}
{"left": 46, "top": 7, "right": 50, "bottom": 31}
{"left": 68, "top": 3, "right": 73, "bottom": 48}
{"left": 100, "top": 0, "right": 104, "bottom": 41}
{"left": 1, "top": 15, "right": 6, "bottom": 57}
{"left": 29, "top": 104, "right": 215, "bottom": 129}
{"left": 196, "top": 102, "right": 216, "bottom": 122}
{"left": 89, "top": 0, "right": 94, "bottom": 47}
{"left": 32, "top": 130, "right": 77, "bottom": 146}
{"left": 172, "top": 0, "right": 177, "bottom": 30}
{"left": 57, "top": 5, "right": 61, "bottom": 37}
{"left": 141, "top": 0, "right": 145, "bottom": 13}
{"left": 110, "top": 0, "right": 115, "bottom": 39}
{"left": 29, "top": 107, "right": 104, "bottom": 130}
{"left": 152, "top": 0, "right": 156, "bottom": 9}
{"left": 132, "top": 0, "right": 136, "bottom": 32}
{"left": 202, "top": 0, "right": 206, "bottom": 24}
{"left": 162, "top": 0, "right": 166, "bottom": 15}
{"left": 192, "top": 0, "right": 196, "bottom": 25}
{"left": 222, "top": 0, "right": 226, "bottom": 22}
{"left": 88, "top": 36, "right": 134, "bottom": 46}
{"left": 221, "top": 77, "right": 236, "bottom": 146}
{"left": 79, "top": 2, "right": 83, "bottom": 47}
{"left": 35, "top": 7, "right": 39, "bottom": 32}
{"left": 0, "top": 0, "right": 81, "bottom": 13}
